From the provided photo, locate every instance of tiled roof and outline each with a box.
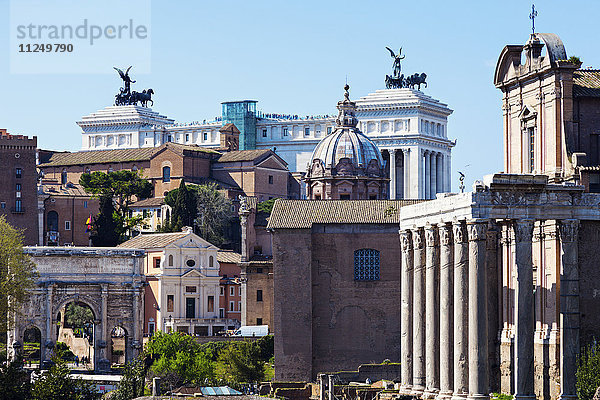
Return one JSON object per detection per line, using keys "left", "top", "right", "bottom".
{"left": 39, "top": 143, "right": 218, "bottom": 168}
{"left": 574, "top": 70, "right": 600, "bottom": 97}
{"left": 267, "top": 199, "right": 423, "bottom": 229}
{"left": 117, "top": 232, "right": 188, "bottom": 249}
{"left": 217, "top": 149, "right": 273, "bottom": 163}
{"left": 130, "top": 197, "right": 165, "bottom": 207}
{"left": 41, "top": 182, "right": 91, "bottom": 197}
{"left": 217, "top": 250, "right": 242, "bottom": 264}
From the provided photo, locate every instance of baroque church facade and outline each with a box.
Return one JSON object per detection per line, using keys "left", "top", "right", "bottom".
{"left": 269, "top": 32, "right": 600, "bottom": 400}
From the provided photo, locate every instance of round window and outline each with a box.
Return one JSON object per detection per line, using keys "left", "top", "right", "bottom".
{"left": 186, "top": 259, "right": 195, "bottom": 267}
{"left": 14, "top": 153, "right": 20, "bottom": 159}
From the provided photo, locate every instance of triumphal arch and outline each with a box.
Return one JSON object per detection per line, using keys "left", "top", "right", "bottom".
{"left": 8, "top": 247, "right": 145, "bottom": 372}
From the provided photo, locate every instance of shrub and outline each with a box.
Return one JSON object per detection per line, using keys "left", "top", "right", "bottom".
{"left": 576, "top": 342, "right": 600, "bottom": 400}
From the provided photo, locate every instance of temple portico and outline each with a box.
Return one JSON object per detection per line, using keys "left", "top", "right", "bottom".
{"left": 399, "top": 174, "right": 600, "bottom": 400}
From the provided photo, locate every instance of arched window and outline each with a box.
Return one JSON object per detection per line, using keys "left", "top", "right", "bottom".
{"left": 209, "top": 255, "right": 214, "bottom": 268}
{"left": 61, "top": 169, "right": 67, "bottom": 185}
{"left": 162, "top": 166, "right": 171, "bottom": 183}
{"left": 47, "top": 211, "right": 59, "bottom": 232}
{"left": 354, "top": 249, "right": 380, "bottom": 281}
{"left": 168, "top": 254, "right": 173, "bottom": 266}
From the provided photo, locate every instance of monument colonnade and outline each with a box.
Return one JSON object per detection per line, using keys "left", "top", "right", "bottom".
{"left": 399, "top": 215, "right": 579, "bottom": 400}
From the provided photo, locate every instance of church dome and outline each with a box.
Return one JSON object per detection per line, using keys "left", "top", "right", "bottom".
{"left": 309, "top": 85, "right": 384, "bottom": 172}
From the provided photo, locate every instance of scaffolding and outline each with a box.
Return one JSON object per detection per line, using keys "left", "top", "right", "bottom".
{"left": 221, "top": 100, "right": 257, "bottom": 150}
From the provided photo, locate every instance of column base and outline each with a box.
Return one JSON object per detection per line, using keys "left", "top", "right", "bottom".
{"left": 451, "top": 393, "right": 468, "bottom": 400}
{"left": 423, "top": 389, "right": 440, "bottom": 399}
{"left": 399, "top": 384, "right": 413, "bottom": 395}
{"left": 410, "top": 386, "right": 425, "bottom": 397}
{"left": 437, "top": 390, "right": 454, "bottom": 400}
{"left": 467, "top": 395, "right": 490, "bottom": 400}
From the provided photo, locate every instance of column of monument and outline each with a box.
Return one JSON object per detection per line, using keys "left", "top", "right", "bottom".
{"left": 513, "top": 219, "right": 535, "bottom": 400}
{"left": 100, "top": 284, "right": 109, "bottom": 367}
{"left": 430, "top": 153, "right": 437, "bottom": 198}
{"left": 439, "top": 223, "right": 454, "bottom": 398}
{"left": 44, "top": 283, "right": 54, "bottom": 362}
{"left": 403, "top": 150, "right": 410, "bottom": 199}
{"left": 452, "top": 221, "right": 469, "bottom": 399}
{"left": 467, "top": 220, "right": 489, "bottom": 400}
{"left": 424, "top": 152, "right": 430, "bottom": 200}
{"left": 486, "top": 225, "right": 500, "bottom": 393}
{"left": 412, "top": 228, "right": 426, "bottom": 394}
{"left": 425, "top": 225, "right": 440, "bottom": 397}
{"left": 390, "top": 150, "right": 397, "bottom": 200}
{"left": 558, "top": 219, "right": 579, "bottom": 400}
{"left": 400, "top": 230, "right": 414, "bottom": 392}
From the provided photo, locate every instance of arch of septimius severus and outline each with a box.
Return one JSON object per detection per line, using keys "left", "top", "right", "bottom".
{"left": 8, "top": 247, "right": 145, "bottom": 373}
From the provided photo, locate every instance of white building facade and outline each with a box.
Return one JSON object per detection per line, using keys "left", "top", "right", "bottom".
{"left": 79, "top": 88, "right": 453, "bottom": 200}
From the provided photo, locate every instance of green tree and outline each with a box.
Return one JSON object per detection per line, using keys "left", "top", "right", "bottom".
{"left": 90, "top": 195, "right": 121, "bottom": 246}
{"left": 31, "top": 357, "right": 100, "bottom": 400}
{"left": 64, "top": 303, "right": 94, "bottom": 328}
{"left": 0, "top": 216, "right": 37, "bottom": 333}
{"left": 168, "top": 180, "right": 198, "bottom": 232}
{"left": 576, "top": 342, "right": 600, "bottom": 400}
{"left": 80, "top": 170, "right": 152, "bottom": 243}
{"left": 215, "top": 342, "right": 265, "bottom": 383}
{"left": 110, "top": 358, "right": 147, "bottom": 400}
{"left": 0, "top": 359, "right": 31, "bottom": 400}
{"left": 196, "top": 183, "right": 232, "bottom": 245}
{"left": 257, "top": 198, "right": 278, "bottom": 214}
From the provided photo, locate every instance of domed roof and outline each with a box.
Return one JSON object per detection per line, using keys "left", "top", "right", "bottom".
{"left": 310, "top": 85, "right": 383, "bottom": 170}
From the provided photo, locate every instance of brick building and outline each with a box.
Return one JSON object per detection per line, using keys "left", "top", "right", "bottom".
{"left": 267, "top": 200, "right": 417, "bottom": 380}
{"left": 217, "top": 250, "right": 242, "bottom": 323}
{"left": 0, "top": 130, "right": 39, "bottom": 245}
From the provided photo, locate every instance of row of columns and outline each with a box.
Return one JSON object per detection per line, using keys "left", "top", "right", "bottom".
{"left": 423, "top": 150, "right": 445, "bottom": 200}
{"left": 399, "top": 219, "right": 579, "bottom": 400}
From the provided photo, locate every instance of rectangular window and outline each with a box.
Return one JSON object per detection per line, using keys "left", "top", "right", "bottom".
{"left": 167, "top": 295, "right": 174, "bottom": 312}
{"left": 327, "top": 127, "right": 332, "bottom": 135}
{"left": 256, "top": 318, "right": 263, "bottom": 325}
{"left": 83, "top": 200, "right": 88, "bottom": 208}
{"left": 15, "top": 168, "right": 22, "bottom": 178}
{"left": 185, "top": 134, "right": 189, "bottom": 142}
{"left": 65, "top": 220, "right": 71, "bottom": 231}
{"left": 0, "top": 202, "right": 5, "bottom": 209}
{"left": 14, "top": 199, "right": 22, "bottom": 212}
{"left": 203, "top": 132, "right": 208, "bottom": 141}
{"left": 154, "top": 258, "right": 161, "bottom": 268}
{"left": 257, "top": 289, "right": 263, "bottom": 302}
{"left": 229, "top": 301, "right": 235, "bottom": 311}
{"left": 157, "top": 209, "right": 161, "bottom": 218}
{"left": 529, "top": 127, "right": 535, "bottom": 173}
{"left": 219, "top": 308, "right": 225, "bottom": 318}
{"left": 16, "top": 183, "right": 21, "bottom": 191}
{"left": 185, "top": 286, "right": 197, "bottom": 293}
{"left": 230, "top": 286, "right": 234, "bottom": 296}
{"left": 143, "top": 209, "right": 148, "bottom": 218}
{"left": 207, "top": 295, "right": 214, "bottom": 313}
{"left": 220, "top": 286, "right": 224, "bottom": 296}
{"left": 283, "top": 128, "right": 288, "bottom": 137}
{"left": 268, "top": 175, "right": 273, "bottom": 184}
{"left": 239, "top": 287, "right": 242, "bottom": 296}
{"left": 148, "top": 322, "right": 155, "bottom": 336}
{"left": 354, "top": 248, "right": 380, "bottom": 281}
{"left": 304, "top": 127, "right": 310, "bottom": 136}
{"left": 238, "top": 301, "right": 241, "bottom": 311}
{"left": 262, "top": 129, "right": 267, "bottom": 138}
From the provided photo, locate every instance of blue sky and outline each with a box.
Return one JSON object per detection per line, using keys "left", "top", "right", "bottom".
{"left": 1, "top": 0, "right": 599, "bottom": 191}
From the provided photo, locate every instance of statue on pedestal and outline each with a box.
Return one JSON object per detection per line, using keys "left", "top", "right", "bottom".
{"left": 113, "top": 66, "right": 155, "bottom": 107}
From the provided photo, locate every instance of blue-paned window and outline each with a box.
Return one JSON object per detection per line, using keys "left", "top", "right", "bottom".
{"left": 354, "top": 249, "right": 380, "bottom": 281}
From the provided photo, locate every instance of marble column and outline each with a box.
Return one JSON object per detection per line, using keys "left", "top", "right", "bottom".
{"left": 390, "top": 150, "right": 397, "bottom": 200}
{"left": 467, "top": 220, "right": 489, "bottom": 400}
{"left": 425, "top": 225, "right": 440, "bottom": 397}
{"left": 100, "top": 284, "right": 109, "bottom": 364}
{"left": 44, "top": 283, "right": 54, "bottom": 362}
{"left": 439, "top": 223, "right": 454, "bottom": 398}
{"left": 453, "top": 221, "right": 469, "bottom": 400}
{"left": 513, "top": 219, "right": 535, "bottom": 400}
{"left": 424, "top": 152, "right": 430, "bottom": 200}
{"left": 400, "top": 230, "right": 414, "bottom": 392}
{"left": 431, "top": 153, "right": 437, "bottom": 199}
{"left": 437, "top": 154, "right": 443, "bottom": 194}
{"left": 404, "top": 150, "right": 411, "bottom": 199}
{"left": 558, "top": 219, "right": 579, "bottom": 400}
{"left": 486, "top": 225, "right": 500, "bottom": 393}
{"left": 412, "top": 228, "right": 426, "bottom": 394}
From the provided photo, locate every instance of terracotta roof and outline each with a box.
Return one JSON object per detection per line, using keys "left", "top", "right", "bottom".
{"left": 219, "top": 123, "right": 240, "bottom": 134}
{"left": 42, "top": 182, "right": 91, "bottom": 197}
{"left": 267, "top": 199, "right": 423, "bottom": 229}
{"left": 39, "top": 143, "right": 218, "bottom": 168}
{"left": 574, "top": 70, "right": 600, "bottom": 97}
{"left": 217, "top": 250, "right": 242, "bottom": 264}
{"left": 117, "top": 232, "right": 188, "bottom": 249}
{"left": 217, "top": 149, "right": 274, "bottom": 163}
{"left": 130, "top": 197, "right": 165, "bottom": 207}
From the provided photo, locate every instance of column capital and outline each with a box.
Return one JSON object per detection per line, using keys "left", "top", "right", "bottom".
{"left": 412, "top": 228, "right": 424, "bottom": 250}
{"left": 467, "top": 219, "right": 489, "bottom": 242}
{"left": 400, "top": 230, "right": 413, "bottom": 252}
{"left": 513, "top": 219, "right": 535, "bottom": 243}
{"left": 558, "top": 219, "right": 579, "bottom": 243}
{"left": 438, "top": 223, "right": 452, "bottom": 246}
{"left": 452, "top": 221, "right": 467, "bottom": 244}
{"left": 425, "top": 224, "right": 438, "bottom": 247}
